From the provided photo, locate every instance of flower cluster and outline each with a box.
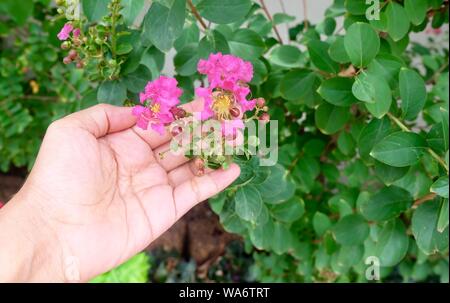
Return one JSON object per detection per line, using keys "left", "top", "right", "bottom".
{"left": 57, "top": 22, "right": 85, "bottom": 68}
{"left": 132, "top": 76, "right": 183, "bottom": 135}
{"left": 195, "top": 53, "right": 269, "bottom": 136}
{"left": 131, "top": 54, "right": 269, "bottom": 171}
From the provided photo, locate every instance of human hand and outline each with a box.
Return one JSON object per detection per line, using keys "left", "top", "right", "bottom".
{"left": 0, "top": 102, "right": 240, "bottom": 282}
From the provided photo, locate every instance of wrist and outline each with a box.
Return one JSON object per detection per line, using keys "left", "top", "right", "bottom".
{"left": 0, "top": 192, "right": 66, "bottom": 282}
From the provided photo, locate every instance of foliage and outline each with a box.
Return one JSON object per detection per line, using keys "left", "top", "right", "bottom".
{"left": 91, "top": 252, "right": 151, "bottom": 283}
{"left": 1, "top": 0, "right": 449, "bottom": 283}
{"left": 0, "top": 0, "right": 96, "bottom": 172}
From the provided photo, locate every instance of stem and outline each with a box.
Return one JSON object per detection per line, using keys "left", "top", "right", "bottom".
{"left": 110, "top": 1, "right": 120, "bottom": 59}
{"left": 413, "top": 193, "right": 437, "bottom": 208}
{"left": 187, "top": 0, "right": 208, "bottom": 30}
{"left": 427, "top": 61, "right": 449, "bottom": 84}
{"left": 302, "top": 0, "right": 309, "bottom": 31}
{"left": 387, "top": 112, "right": 449, "bottom": 174}
{"left": 259, "top": 0, "right": 283, "bottom": 44}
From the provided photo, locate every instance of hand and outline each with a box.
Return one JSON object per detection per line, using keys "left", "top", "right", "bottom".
{"left": 0, "top": 102, "right": 240, "bottom": 282}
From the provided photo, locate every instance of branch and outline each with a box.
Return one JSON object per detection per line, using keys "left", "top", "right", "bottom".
{"left": 259, "top": 0, "right": 283, "bottom": 44}
{"left": 413, "top": 193, "right": 437, "bottom": 208}
{"left": 302, "top": 0, "right": 309, "bottom": 31}
{"left": 426, "top": 61, "right": 449, "bottom": 85}
{"left": 187, "top": 0, "right": 208, "bottom": 30}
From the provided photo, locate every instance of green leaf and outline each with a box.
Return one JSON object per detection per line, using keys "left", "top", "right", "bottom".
{"left": 97, "top": 80, "right": 127, "bottom": 105}
{"left": 375, "top": 219, "right": 409, "bottom": 267}
{"left": 269, "top": 45, "right": 303, "bottom": 68}
{"left": 234, "top": 186, "right": 263, "bottom": 223}
{"left": 374, "top": 161, "right": 409, "bottom": 185}
{"left": 82, "top": 0, "right": 110, "bottom": 22}
{"left": 367, "top": 54, "right": 404, "bottom": 88}
{"left": 273, "top": 13, "right": 295, "bottom": 25}
{"left": 197, "top": 0, "right": 252, "bottom": 24}
{"left": 307, "top": 40, "right": 340, "bottom": 74}
{"left": 174, "top": 44, "right": 199, "bottom": 76}
{"left": 329, "top": 36, "right": 350, "bottom": 64}
{"left": 333, "top": 214, "right": 369, "bottom": 246}
{"left": 249, "top": 219, "right": 274, "bottom": 250}
{"left": 361, "top": 186, "right": 413, "bottom": 221}
{"left": 1, "top": 0, "right": 34, "bottom": 25}
{"left": 371, "top": 132, "right": 428, "bottom": 167}
{"left": 143, "top": 0, "right": 186, "bottom": 51}
{"left": 272, "top": 222, "right": 292, "bottom": 254}
{"left": 353, "top": 72, "right": 392, "bottom": 118}
{"left": 441, "top": 108, "right": 449, "bottom": 151}
{"left": 431, "top": 177, "right": 449, "bottom": 199}
{"left": 337, "top": 132, "right": 356, "bottom": 156}
{"left": 313, "top": 212, "right": 332, "bottom": 236}
{"left": 270, "top": 197, "right": 305, "bottom": 223}
{"left": 412, "top": 200, "right": 449, "bottom": 255}
{"left": 316, "top": 17, "right": 337, "bottom": 36}
{"left": 123, "top": 65, "right": 152, "bottom": 93}
{"left": 385, "top": 2, "right": 410, "bottom": 42}
{"left": 399, "top": 68, "right": 427, "bottom": 120}
{"left": 404, "top": 0, "right": 428, "bottom": 25}
{"left": 437, "top": 199, "right": 449, "bottom": 233}
{"left": 315, "top": 103, "right": 351, "bottom": 135}
{"left": 358, "top": 117, "right": 393, "bottom": 164}
{"left": 344, "top": 22, "right": 380, "bottom": 67}
{"left": 121, "top": 0, "right": 146, "bottom": 26}
{"left": 228, "top": 29, "right": 265, "bottom": 61}
{"left": 292, "top": 156, "right": 320, "bottom": 193}
{"left": 345, "top": 0, "right": 369, "bottom": 15}
{"left": 318, "top": 77, "right": 357, "bottom": 107}
{"left": 280, "top": 70, "right": 320, "bottom": 105}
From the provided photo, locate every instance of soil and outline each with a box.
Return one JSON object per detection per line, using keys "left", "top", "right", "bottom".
{"left": 0, "top": 172, "right": 237, "bottom": 268}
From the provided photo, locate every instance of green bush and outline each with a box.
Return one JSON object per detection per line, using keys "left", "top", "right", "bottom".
{"left": 1, "top": 0, "right": 449, "bottom": 282}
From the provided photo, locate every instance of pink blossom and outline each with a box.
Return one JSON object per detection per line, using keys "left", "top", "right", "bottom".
{"left": 133, "top": 76, "right": 182, "bottom": 134}
{"left": 73, "top": 28, "right": 81, "bottom": 38}
{"left": 197, "top": 53, "right": 253, "bottom": 89}
{"left": 57, "top": 23, "right": 74, "bottom": 41}
{"left": 195, "top": 87, "right": 214, "bottom": 120}
{"left": 0, "top": 200, "right": 4, "bottom": 209}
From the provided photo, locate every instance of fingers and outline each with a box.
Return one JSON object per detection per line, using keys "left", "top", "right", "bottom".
{"left": 172, "top": 163, "right": 240, "bottom": 217}
{"left": 55, "top": 104, "right": 137, "bottom": 138}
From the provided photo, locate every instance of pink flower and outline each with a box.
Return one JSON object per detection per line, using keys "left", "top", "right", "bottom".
{"left": 0, "top": 201, "right": 4, "bottom": 209}
{"left": 133, "top": 76, "right": 182, "bottom": 134}
{"left": 139, "top": 76, "right": 182, "bottom": 107}
{"left": 57, "top": 23, "right": 74, "bottom": 41}
{"left": 197, "top": 53, "right": 253, "bottom": 89}
{"left": 73, "top": 28, "right": 81, "bottom": 38}
{"left": 195, "top": 87, "right": 214, "bottom": 120}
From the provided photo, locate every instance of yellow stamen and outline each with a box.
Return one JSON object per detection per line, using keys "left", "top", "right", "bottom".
{"left": 150, "top": 103, "right": 160, "bottom": 113}
{"left": 213, "top": 93, "right": 233, "bottom": 120}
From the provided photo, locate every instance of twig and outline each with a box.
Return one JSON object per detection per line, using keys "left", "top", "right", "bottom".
{"left": 413, "top": 193, "right": 437, "bottom": 208}
{"left": 259, "top": 0, "right": 283, "bottom": 44}
{"left": 302, "top": 0, "right": 309, "bottom": 31}
{"left": 187, "top": 0, "right": 208, "bottom": 30}
{"left": 387, "top": 112, "right": 449, "bottom": 174}
{"left": 427, "top": 61, "right": 449, "bottom": 84}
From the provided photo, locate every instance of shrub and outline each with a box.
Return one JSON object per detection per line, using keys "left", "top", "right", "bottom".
{"left": 1, "top": 0, "right": 449, "bottom": 282}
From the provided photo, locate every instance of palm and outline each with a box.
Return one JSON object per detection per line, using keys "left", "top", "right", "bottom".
{"left": 24, "top": 104, "right": 239, "bottom": 281}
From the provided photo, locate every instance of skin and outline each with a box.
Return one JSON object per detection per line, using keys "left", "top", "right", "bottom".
{"left": 0, "top": 101, "right": 240, "bottom": 282}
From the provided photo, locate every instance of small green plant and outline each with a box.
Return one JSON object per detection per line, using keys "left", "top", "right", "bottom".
{"left": 91, "top": 252, "right": 151, "bottom": 283}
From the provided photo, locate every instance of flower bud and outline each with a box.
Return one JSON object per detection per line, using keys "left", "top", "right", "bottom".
{"left": 68, "top": 49, "right": 78, "bottom": 59}
{"left": 259, "top": 113, "right": 270, "bottom": 123}
{"left": 256, "top": 98, "right": 265, "bottom": 108}
{"left": 171, "top": 126, "right": 183, "bottom": 137}
{"left": 63, "top": 56, "right": 72, "bottom": 65}
{"left": 229, "top": 107, "right": 241, "bottom": 118}
{"left": 170, "top": 107, "right": 186, "bottom": 119}
{"left": 61, "top": 41, "right": 71, "bottom": 50}
{"left": 76, "top": 61, "right": 84, "bottom": 69}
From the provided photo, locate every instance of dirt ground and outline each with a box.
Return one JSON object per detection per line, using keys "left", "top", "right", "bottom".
{"left": 0, "top": 173, "right": 237, "bottom": 267}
